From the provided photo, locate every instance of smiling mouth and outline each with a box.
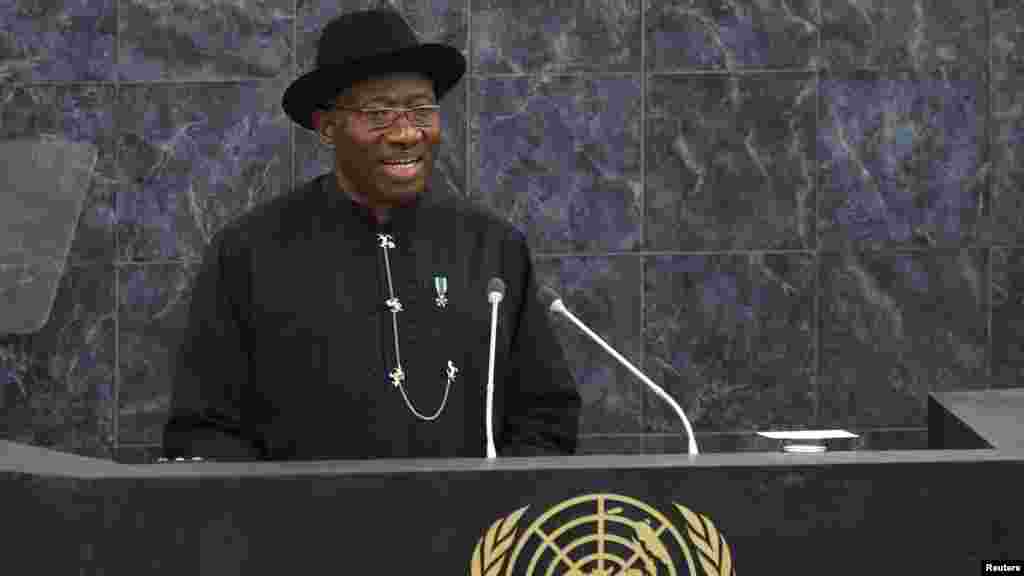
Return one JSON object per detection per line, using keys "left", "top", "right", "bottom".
{"left": 380, "top": 157, "right": 424, "bottom": 180}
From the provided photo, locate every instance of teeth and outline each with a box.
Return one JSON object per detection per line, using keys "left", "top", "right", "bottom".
{"left": 384, "top": 159, "right": 419, "bottom": 165}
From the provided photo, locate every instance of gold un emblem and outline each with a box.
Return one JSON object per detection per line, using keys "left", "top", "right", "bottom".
{"left": 470, "top": 492, "right": 736, "bottom": 576}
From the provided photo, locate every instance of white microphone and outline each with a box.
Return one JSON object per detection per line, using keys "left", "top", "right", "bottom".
{"left": 538, "top": 286, "right": 700, "bottom": 456}
{"left": 485, "top": 277, "right": 506, "bottom": 459}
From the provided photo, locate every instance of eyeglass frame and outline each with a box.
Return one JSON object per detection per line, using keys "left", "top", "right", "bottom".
{"left": 322, "top": 103, "right": 442, "bottom": 130}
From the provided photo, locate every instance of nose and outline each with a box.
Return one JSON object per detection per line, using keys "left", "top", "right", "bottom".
{"left": 385, "top": 113, "right": 423, "bottom": 144}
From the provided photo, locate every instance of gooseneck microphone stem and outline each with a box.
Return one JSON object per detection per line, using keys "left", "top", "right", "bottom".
{"left": 486, "top": 298, "right": 499, "bottom": 458}
{"left": 550, "top": 299, "right": 700, "bottom": 456}
{"left": 485, "top": 278, "right": 506, "bottom": 459}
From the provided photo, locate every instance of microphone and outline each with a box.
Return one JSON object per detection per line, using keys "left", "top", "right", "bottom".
{"left": 488, "top": 278, "right": 506, "bottom": 305}
{"left": 485, "top": 278, "right": 506, "bottom": 459}
{"left": 538, "top": 286, "right": 700, "bottom": 456}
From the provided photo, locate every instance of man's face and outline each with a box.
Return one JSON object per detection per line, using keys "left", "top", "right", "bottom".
{"left": 321, "top": 73, "right": 440, "bottom": 207}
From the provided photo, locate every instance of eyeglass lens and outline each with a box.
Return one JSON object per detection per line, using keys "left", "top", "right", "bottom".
{"left": 365, "top": 108, "right": 438, "bottom": 128}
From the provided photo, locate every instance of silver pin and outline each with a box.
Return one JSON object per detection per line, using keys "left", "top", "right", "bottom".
{"left": 377, "top": 233, "right": 395, "bottom": 249}
{"left": 389, "top": 366, "right": 405, "bottom": 388}
{"left": 446, "top": 360, "right": 458, "bottom": 384}
{"left": 385, "top": 297, "right": 403, "bottom": 313}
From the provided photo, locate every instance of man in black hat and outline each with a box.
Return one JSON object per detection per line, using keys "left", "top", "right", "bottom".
{"left": 162, "top": 9, "right": 581, "bottom": 461}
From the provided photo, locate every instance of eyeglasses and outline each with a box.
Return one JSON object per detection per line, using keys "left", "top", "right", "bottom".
{"left": 329, "top": 104, "right": 441, "bottom": 130}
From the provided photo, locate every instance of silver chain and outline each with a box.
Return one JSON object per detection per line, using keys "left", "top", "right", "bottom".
{"left": 377, "top": 233, "right": 454, "bottom": 421}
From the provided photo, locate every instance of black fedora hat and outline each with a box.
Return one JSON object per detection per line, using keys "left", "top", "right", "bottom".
{"left": 282, "top": 9, "right": 466, "bottom": 132}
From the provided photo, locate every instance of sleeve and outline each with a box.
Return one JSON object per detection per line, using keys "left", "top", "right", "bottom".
{"left": 498, "top": 228, "right": 582, "bottom": 457}
{"left": 161, "top": 227, "right": 263, "bottom": 461}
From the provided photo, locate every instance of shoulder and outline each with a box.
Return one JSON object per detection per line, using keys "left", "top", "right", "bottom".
{"left": 212, "top": 175, "right": 323, "bottom": 252}
{"left": 428, "top": 191, "right": 528, "bottom": 250}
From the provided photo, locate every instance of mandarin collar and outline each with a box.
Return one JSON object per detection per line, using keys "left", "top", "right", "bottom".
{"left": 320, "top": 172, "right": 429, "bottom": 233}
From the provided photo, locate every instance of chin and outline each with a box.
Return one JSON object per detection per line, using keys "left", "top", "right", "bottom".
{"left": 380, "top": 180, "right": 426, "bottom": 198}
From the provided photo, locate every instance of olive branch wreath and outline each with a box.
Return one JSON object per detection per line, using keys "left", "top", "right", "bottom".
{"left": 470, "top": 502, "right": 735, "bottom": 576}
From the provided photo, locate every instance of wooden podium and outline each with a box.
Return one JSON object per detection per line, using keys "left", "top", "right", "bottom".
{"left": 4, "top": 389, "right": 1023, "bottom": 575}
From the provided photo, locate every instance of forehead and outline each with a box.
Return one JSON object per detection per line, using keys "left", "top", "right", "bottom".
{"left": 342, "top": 73, "right": 435, "bottom": 103}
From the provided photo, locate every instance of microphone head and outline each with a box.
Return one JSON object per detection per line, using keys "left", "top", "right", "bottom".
{"left": 487, "top": 277, "right": 506, "bottom": 303}
{"left": 538, "top": 285, "right": 563, "bottom": 312}
{"left": 487, "top": 277, "right": 506, "bottom": 296}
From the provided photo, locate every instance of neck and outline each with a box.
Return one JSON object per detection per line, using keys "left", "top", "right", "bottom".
{"left": 334, "top": 172, "right": 395, "bottom": 225}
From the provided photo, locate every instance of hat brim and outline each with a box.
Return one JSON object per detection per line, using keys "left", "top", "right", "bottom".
{"left": 282, "top": 44, "right": 466, "bottom": 132}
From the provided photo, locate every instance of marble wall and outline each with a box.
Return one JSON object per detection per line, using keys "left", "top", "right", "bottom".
{"left": 1, "top": 0, "right": 1022, "bottom": 462}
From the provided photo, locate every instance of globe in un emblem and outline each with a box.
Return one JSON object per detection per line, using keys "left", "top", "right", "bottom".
{"left": 472, "top": 493, "right": 706, "bottom": 576}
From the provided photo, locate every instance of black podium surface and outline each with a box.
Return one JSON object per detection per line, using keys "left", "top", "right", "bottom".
{"left": 4, "top": 390, "right": 1023, "bottom": 575}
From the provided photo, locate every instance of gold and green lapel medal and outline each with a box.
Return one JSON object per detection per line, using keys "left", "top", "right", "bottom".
{"left": 434, "top": 275, "right": 448, "bottom": 309}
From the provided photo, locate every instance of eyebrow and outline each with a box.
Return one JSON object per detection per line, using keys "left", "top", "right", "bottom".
{"left": 360, "top": 93, "right": 436, "bottom": 106}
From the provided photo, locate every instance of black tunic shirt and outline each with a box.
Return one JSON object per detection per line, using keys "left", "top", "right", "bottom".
{"left": 163, "top": 173, "right": 581, "bottom": 461}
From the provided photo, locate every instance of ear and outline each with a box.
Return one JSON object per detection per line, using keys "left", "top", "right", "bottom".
{"left": 314, "top": 111, "right": 336, "bottom": 145}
